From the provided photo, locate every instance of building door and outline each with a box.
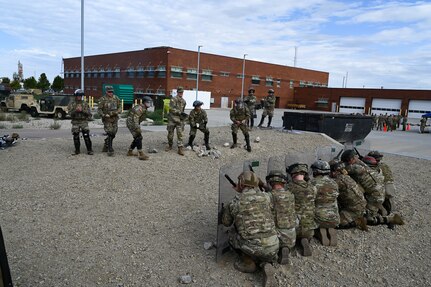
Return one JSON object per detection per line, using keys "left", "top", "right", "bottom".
{"left": 408, "top": 100, "right": 431, "bottom": 118}
{"left": 221, "top": 97, "right": 229, "bottom": 108}
{"left": 339, "top": 97, "right": 366, "bottom": 114}
{"left": 331, "top": 102, "right": 337, "bottom": 112}
{"left": 371, "top": 98, "right": 402, "bottom": 116}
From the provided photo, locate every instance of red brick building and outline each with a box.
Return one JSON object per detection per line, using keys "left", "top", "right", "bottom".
{"left": 293, "top": 87, "right": 431, "bottom": 118}
{"left": 63, "top": 46, "right": 329, "bottom": 108}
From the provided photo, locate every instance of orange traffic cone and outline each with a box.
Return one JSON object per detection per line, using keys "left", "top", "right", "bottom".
{"left": 407, "top": 124, "right": 411, "bottom": 131}
{"left": 383, "top": 124, "right": 387, "bottom": 132}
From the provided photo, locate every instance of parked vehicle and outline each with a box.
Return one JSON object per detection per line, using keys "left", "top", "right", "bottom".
{"left": 0, "top": 90, "right": 36, "bottom": 112}
{"left": 29, "top": 94, "right": 75, "bottom": 119}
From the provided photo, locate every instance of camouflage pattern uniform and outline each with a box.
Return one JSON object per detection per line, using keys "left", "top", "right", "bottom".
{"left": 230, "top": 100, "right": 251, "bottom": 151}
{"left": 222, "top": 187, "right": 279, "bottom": 262}
{"left": 288, "top": 179, "right": 317, "bottom": 238}
{"left": 420, "top": 117, "right": 427, "bottom": 133}
{"left": 188, "top": 107, "right": 210, "bottom": 149}
{"left": 243, "top": 89, "right": 257, "bottom": 128}
{"left": 258, "top": 90, "right": 276, "bottom": 127}
{"left": 126, "top": 103, "right": 148, "bottom": 159}
{"left": 97, "top": 89, "right": 121, "bottom": 154}
{"left": 68, "top": 97, "right": 93, "bottom": 154}
{"left": 311, "top": 175, "right": 340, "bottom": 228}
{"left": 167, "top": 94, "right": 187, "bottom": 148}
{"left": 269, "top": 186, "right": 296, "bottom": 249}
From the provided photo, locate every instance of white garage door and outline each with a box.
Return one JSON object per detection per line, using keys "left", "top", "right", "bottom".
{"left": 339, "top": 97, "right": 365, "bottom": 114}
{"left": 371, "top": 98, "right": 402, "bottom": 116}
{"left": 408, "top": 100, "right": 431, "bottom": 118}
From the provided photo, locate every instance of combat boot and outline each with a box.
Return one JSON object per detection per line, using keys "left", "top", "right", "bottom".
{"left": 316, "top": 228, "right": 330, "bottom": 246}
{"left": 245, "top": 135, "right": 251, "bottom": 152}
{"left": 107, "top": 136, "right": 114, "bottom": 157}
{"left": 355, "top": 217, "right": 369, "bottom": 231}
{"left": 278, "top": 247, "right": 290, "bottom": 265}
{"left": 187, "top": 135, "right": 195, "bottom": 148}
{"left": 233, "top": 253, "right": 256, "bottom": 273}
{"left": 127, "top": 149, "right": 136, "bottom": 156}
{"left": 73, "top": 136, "right": 80, "bottom": 155}
{"left": 328, "top": 228, "right": 337, "bottom": 246}
{"left": 230, "top": 133, "right": 237, "bottom": 149}
{"left": 385, "top": 213, "right": 405, "bottom": 225}
{"left": 262, "top": 263, "right": 276, "bottom": 287}
{"left": 178, "top": 146, "right": 185, "bottom": 156}
{"left": 257, "top": 116, "right": 265, "bottom": 128}
{"left": 83, "top": 134, "right": 93, "bottom": 155}
{"left": 300, "top": 238, "right": 312, "bottom": 256}
{"left": 267, "top": 116, "right": 273, "bottom": 128}
{"left": 165, "top": 143, "right": 173, "bottom": 151}
{"left": 204, "top": 132, "right": 211, "bottom": 150}
{"left": 138, "top": 150, "right": 149, "bottom": 160}
{"left": 102, "top": 137, "right": 108, "bottom": 152}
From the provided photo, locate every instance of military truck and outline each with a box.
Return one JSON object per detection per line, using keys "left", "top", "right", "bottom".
{"left": 0, "top": 90, "right": 36, "bottom": 113}
{"left": 29, "top": 94, "right": 75, "bottom": 119}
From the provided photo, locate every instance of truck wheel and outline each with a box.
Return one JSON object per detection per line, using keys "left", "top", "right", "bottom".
{"left": 0, "top": 105, "right": 6, "bottom": 112}
{"left": 30, "top": 108, "right": 39, "bottom": 117}
{"left": 55, "top": 110, "right": 66, "bottom": 119}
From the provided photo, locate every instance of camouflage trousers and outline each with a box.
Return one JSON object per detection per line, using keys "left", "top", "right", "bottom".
{"left": 231, "top": 233, "right": 279, "bottom": 263}
{"left": 71, "top": 121, "right": 90, "bottom": 134}
{"left": 103, "top": 118, "right": 119, "bottom": 136}
{"left": 315, "top": 205, "right": 340, "bottom": 228}
{"left": 364, "top": 187, "right": 385, "bottom": 217}
{"left": 167, "top": 120, "right": 184, "bottom": 147}
{"left": 189, "top": 126, "right": 209, "bottom": 137}
{"left": 277, "top": 227, "right": 296, "bottom": 249}
{"left": 296, "top": 216, "right": 317, "bottom": 239}
{"left": 339, "top": 208, "right": 365, "bottom": 226}
{"left": 127, "top": 122, "right": 142, "bottom": 138}
{"left": 231, "top": 122, "right": 249, "bottom": 136}
{"left": 262, "top": 108, "right": 274, "bottom": 117}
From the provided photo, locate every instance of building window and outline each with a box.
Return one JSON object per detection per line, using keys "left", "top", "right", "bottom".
{"left": 146, "top": 66, "right": 155, "bottom": 78}
{"left": 252, "top": 75, "right": 260, "bottom": 85}
{"left": 92, "top": 69, "right": 98, "bottom": 78}
{"left": 265, "top": 76, "right": 273, "bottom": 87}
{"left": 86, "top": 70, "right": 91, "bottom": 78}
{"left": 187, "top": 68, "right": 197, "bottom": 80}
{"left": 106, "top": 68, "right": 112, "bottom": 78}
{"left": 157, "top": 65, "right": 166, "bottom": 78}
{"left": 220, "top": 71, "right": 230, "bottom": 77}
{"left": 237, "top": 74, "right": 243, "bottom": 78}
{"left": 277, "top": 79, "right": 281, "bottom": 88}
{"left": 127, "top": 67, "right": 135, "bottom": 78}
{"left": 75, "top": 70, "right": 80, "bottom": 78}
{"left": 171, "top": 66, "right": 183, "bottom": 78}
{"left": 156, "top": 88, "right": 165, "bottom": 96}
{"left": 99, "top": 68, "right": 105, "bottom": 78}
{"left": 289, "top": 80, "right": 294, "bottom": 89}
{"left": 65, "top": 71, "right": 70, "bottom": 78}
{"left": 137, "top": 67, "right": 144, "bottom": 78}
{"left": 114, "top": 68, "right": 120, "bottom": 78}
{"left": 202, "top": 69, "right": 212, "bottom": 81}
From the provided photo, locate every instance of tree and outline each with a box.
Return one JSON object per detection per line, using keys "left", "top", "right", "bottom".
{"left": 51, "top": 75, "right": 64, "bottom": 92}
{"left": 10, "top": 80, "right": 21, "bottom": 90}
{"left": 1, "top": 77, "right": 11, "bottom": 84}
{"left": 37, "top": 73, "right": 51, "bottom": 92}
{"left": 23, "top": 77, "right": 38, "bottom": 89}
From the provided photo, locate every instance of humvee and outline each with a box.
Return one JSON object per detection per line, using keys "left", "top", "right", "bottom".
{"left": 0, "top": 90, "right": 36, "bottom": 113}
{"left": 29, "top": 94, "right": 75, "bottom": 119}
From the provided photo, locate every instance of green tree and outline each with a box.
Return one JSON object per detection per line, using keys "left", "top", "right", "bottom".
{"left": 1, "top": 77, "right": 11, "bottom": 84}
{"left": 37, "top": 73, "right": 51, "bottom": 92}
{"left": 51, "top": 75, "right": 64, "bottom": 92}
{"left": 23, "top": 77, "right": 38, "bottom": 89}
{"left": 10, "top": 80, "right": 21, "bottom": 90}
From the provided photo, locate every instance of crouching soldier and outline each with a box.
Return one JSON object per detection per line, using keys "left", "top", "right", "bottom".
{"left": 187, "top": 100, "right": 210, "bottom": 150}
{"left": 126, "top": 96, "right": 153, "bottom": 160}
{"left": 68, "top": 89, "right": 93, "bottom": 155}
{"left": 222, "top": 171, "right": 279, "bottom": 286}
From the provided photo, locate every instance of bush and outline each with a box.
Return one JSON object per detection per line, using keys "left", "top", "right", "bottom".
{"left": 92, "top": 113, "right": 101, "bottom": 119}
{"left": 0, "top": 123, "right": 6, "bottom": 129}
{"left": 49, "top": 121, "right": 61, "bottom": 130}
{"left": 12, "top": 124, "right": 23, "bottom": 129}
{"left": 0, "top": 112, "right": 6, "bottom": 121}
{"left": 147, "top": 110, "right": 165, "bottom": 125}
{"left": 6, "top": 114, "right": 17, "bottom": 122}
{"left": 17, "top": 111, "right": 30, "bottom": 122}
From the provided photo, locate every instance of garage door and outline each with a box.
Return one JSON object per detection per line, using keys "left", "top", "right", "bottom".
{"left": 408, "top": 100, "right": 431, "bottom": 118}
{"left": 371, "top": 98, "right": 402, "bottom": 116}
{"left": 339, "top": 97, "right": 365, "bottom": 114}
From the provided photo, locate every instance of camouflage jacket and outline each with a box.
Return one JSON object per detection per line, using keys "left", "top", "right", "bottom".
{"left": 288, "top": 179, "right": 317, "bottom": 230}
{"left": 263, "top": 95, "right": 276, "bottom": 111}
{"left": 230, "top": 106, "right": 250, "bottom": 123}
{"left": 333, "top": 173, "right": 366, "bottom": 213}
{"left": 378, "top": 162, "right": 393, "bottom": 183}
{"left": 68, "top": 100, "right": 92, "bottom": 123}
{"left": 311, "top": 175, "right": 340, "bottom": 227}
{"left": 126, "top": 104, "right": 147, "bottom": 127}
{"left": 345, "top": 162, "right": 385, "bottom": 203}
{"left": 97, "top": 95, "right": 121, "bottom": 120}
{"left": 270, "top": 187, "right": 296, "bottom": 230}
{"left": 189, "top": 109, "right": 208, "bottom": 127}
{"left": 222, "top": 187, "right": 277, "bottom": 241}
{"left": 168, "top": 96, "right": 186, "bottom": 123}
{"left": 243, "top": 95, "right": 257, "bottom": 112}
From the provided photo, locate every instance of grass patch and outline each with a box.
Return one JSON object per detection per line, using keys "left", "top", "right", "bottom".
{"left": 0, "top": 112, "right": 6, "bottom": 121}
{"left": 0, "top": 123, "right": 6, "bottom": 129}
{"left": 7, "top": 114, "right": 17, "bottom": 122}
{"left": 12, "top": 124, "right": 23, "bottom": 129}
{"left": 147, "top": 110, "right": 166, "bottom": 125}
{"left": 49, "top": 121, "right": 62, "bottom": 130}
{"left": 17, "top": 111, "right": 30, "bottom": 122}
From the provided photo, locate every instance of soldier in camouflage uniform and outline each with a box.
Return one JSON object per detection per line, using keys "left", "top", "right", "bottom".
{"left": 222, "top": 171, "right": 278, "bottom": 286}
{"left": 310, "top": 160, "right": 340, "bottom": 246}
{"left": 341, "top": 150, "right": 404, "bottom": 227}
{"left": 187, "top": 100, "right": 210, "bottom": 150}
{"left": 257, "top": 89, "right": 276, "bottom": 128}
{"left": 230, "top": 99, "right": 251, "bottom": 152}
{"left": 98, "top": 86, "right": 122, "bottom": 156}
{"left": 126, "top": 96, "right": 153, "bottom": 161}
{"left": 286, "top": 163, "right": 317, "bottom": 256}
{"left": 166, "top": 86, "right": 187, "bottom": 156}
{"left": 243, "top": 87, "right": 257, "bottom": 129}
{"left": 329, "top": 160, "right": 367, "bottom": 231}
{"left": 420, "top": 116, "right": 427, "bottom": 133}
{"left": 266, "top": 170, "right": 296, "bottom": 265}
{"left": 368, "top": 150, "right": 395, "bottom": 213}
{"left": 68, "top": 89, "right": 93, "bottom": 155}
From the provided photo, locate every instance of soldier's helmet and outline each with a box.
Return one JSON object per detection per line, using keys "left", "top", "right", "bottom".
{"left": 234, "top": 98, "right": 244, "bottom": 109}
{"left": 311, "top": 160, "right": 331, "bottom": 175}
{"left": 266, "top": 170, "right": 288, "bottom": 184}
{"left": 362, "top": 155, "right": 378, "bottom": 167}
{"left": 74, "top": 89, "right": 84, "bottom": 97}
{"left": 287, "top": 163, "right": 309, "bottom": 175}
{"left": 105, "top": 86, "right": 114, "bottom": 92}
{"left": 341, "top": 149, "right": 357, "bottom": 163}
{"left": 329, "top": 159, "right": 344, "bottom": 172}
{"left": 238, "top": 171, "right": 259, "bottom": 188}
{"left": 142, "top": 96, "right": 153, "bottom": 107}
{"left": 368, "top": 150, "right": 383, "bottom": 161}
{"left": 193, "top": 100, "right": 204, "bottom": 107}
{"left": 268, "top": 88, "right": 275, "bottom": 94}
{"left": 177, "top": 86, "right": 184, "bottom": 93}
{"left": 248, "top": 87, "right": 255, "bottom": 93}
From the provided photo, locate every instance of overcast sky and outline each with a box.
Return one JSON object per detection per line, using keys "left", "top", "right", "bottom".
{"left": 1, "top": 0, "right": 430, "bottom": 89}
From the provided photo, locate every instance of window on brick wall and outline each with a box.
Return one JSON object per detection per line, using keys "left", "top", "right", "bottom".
{"left": 127, "top": 67, "right": 135, "bottom": 78}
{"left": 171, "top": 66, "right": 183, "bottom": 78}
{"left": 146, "top": 66, "right": 155, "bottom": 78}
{"left": 157, "top": 65, "right": 166, "bottom": 78}
{"left": 252, "top": 75, "right": 260, "bottom": 85}
{"left": 114, "top": 68, "right": 120, "bottom": 78}
{"left": 202, "top": 69, "right": 212, "bottom": 81}
{"left": 265, "top": 76, "right": 273, "bottom": 87}
{"left": 220, "top": 71, "right": 230, "bottom": 77}
{"left": 187, "top": 68, "right": 197, "bottom": 80}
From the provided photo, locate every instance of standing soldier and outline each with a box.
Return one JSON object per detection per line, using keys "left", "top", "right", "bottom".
{"left": 310, "top": 160, "right": 340, "bottom": 246}
{"left": 377, "top": 114, "right": 384, "bottom": 131}
{"left": 126, "top": 96, "right": 153, "bottom": 160}
{"left": 402, "top": 116, "right": 407, "bottom": 131}
{"left": 286, "top": 163, "right": 317, "bottom": 256}
{"left": 420, "top": 116, "right": 427, "bottom": 133}
{"left": 266, "top": 170, "right": 296, "bottom": 265}
{"left": 243, "top": 87, "right": 257, "bottom": 129}
{"left": 166, "top": 86, "right": 187, "bottom": 156}
{"left": 98, "top": 86, "right": 121, "bottom": 156}
{"left": 68, "top": 89, "right": 93, "bottom": 155}
{"left": 187, "top": 100, "right": 210, "bottom": 150}
{"left": 230, "top": 98, "right": 251, "bottom": 152}
{"left": 222, "top": 171, "right": 279, "bottom": 286}
{"left": 257, "top": 89, "right": 276, "bottom": 128}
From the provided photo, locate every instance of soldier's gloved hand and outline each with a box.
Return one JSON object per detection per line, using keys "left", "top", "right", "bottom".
{"left": 104, "top": 114, "right": 110, "bottom": 118}
{"left": 196, "top": 123, "right": 200, "bottom": 128}
{"left": 180, "top": 112, "right": 188, "bottom": 120}
{"left": 110, "top": 111, "right": 118, "bottom": 117}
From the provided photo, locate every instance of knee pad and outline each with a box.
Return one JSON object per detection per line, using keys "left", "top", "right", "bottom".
{"left": 73, "top": 133, "right": 80, "bottom": 140}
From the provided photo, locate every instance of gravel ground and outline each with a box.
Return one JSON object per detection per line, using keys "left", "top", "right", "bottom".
{"left": 1, "top": 118, "right": 430, "bottom": 287}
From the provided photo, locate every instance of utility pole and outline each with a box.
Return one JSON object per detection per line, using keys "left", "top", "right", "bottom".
{"left": 241, "top": 54, "right": 247, "bottom": 100}
{"left": 80, "top": 0, "right": 84, "bottom": 90}
{"left": 196, "top": 45, "right": 202, "bottom": 100}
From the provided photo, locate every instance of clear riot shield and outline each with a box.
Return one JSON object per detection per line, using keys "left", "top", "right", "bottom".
{"left": 284, "top": 150, "right": 316, "bottom": 181}
{"left": 315, "top": 144, "right": 344, "bottom": 162}
{"left": 0, "top": 225, "right": 13, "bottom": 287}
{"left": 216, "top": 158, "right": 266, "bottom": 262}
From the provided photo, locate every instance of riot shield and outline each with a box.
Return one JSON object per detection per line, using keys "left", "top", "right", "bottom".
{"left": 216, "top": 158, "right": 266, "bottom": 262}
{"left": 0, "top": 225, "right": 13, "bottom": 287}
{"left": 315, "top": 144, "right": 344, "bottom": 162}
